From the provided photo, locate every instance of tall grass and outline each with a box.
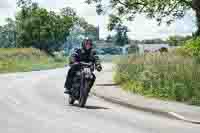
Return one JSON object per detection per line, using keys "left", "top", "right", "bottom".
{"left": 114, "top": 48, "right": 200, "bottom": 106}
{"left": 0, "top": 48, "right": 67, "bottom": 73}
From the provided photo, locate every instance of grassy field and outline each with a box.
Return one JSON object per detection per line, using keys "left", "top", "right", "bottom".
{"left": 114, "top": 48, "right": 200, "bottom": 106}
{"left": 0, "top": 48, "right": 67, "bottom": 73}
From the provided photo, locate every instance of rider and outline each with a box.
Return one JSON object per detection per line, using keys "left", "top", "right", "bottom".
{"left": 64, "top": 38, "right": 102, "bottom": 94}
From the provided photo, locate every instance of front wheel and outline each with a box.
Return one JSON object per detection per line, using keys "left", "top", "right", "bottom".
{"left": 78, "top": 80, "right": 89, "bottom": 107}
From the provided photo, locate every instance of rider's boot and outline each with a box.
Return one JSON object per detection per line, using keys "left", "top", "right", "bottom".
{"left": 64, "top": 82, "right": 72, "bottom": 94}
{"left": 64, "top": 88, "right": 71, "bottom": 94}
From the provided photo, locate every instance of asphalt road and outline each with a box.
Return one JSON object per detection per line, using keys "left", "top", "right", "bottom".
{"left": 0, "top": 63, "right": 199, "bottom": 133}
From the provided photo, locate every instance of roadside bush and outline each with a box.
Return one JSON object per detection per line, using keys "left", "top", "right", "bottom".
{"left": 184, "top": 37, "right": 200, "bottom": 56}
{"left": 114, "top": 48, "right": 200, "bottom": 105}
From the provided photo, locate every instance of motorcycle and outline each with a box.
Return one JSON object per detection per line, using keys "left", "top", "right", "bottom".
{"left": 68, "top": 62, "right": 95, "bottom": 107}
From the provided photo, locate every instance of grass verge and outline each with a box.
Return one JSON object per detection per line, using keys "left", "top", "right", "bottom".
{"left": 0, "top": 48, "right": 67, "bottom": 73}
{"left": 114, "top": 48, "right": 200, "bottom": 106}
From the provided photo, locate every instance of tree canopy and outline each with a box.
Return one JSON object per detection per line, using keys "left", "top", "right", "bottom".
{"left": 85, "top": 0, "right": 200, "bottom": 35}
{"left": 114, "top": 24, "right": 129, "bottom": 46}
{"left": 0, "top": 0, "right": 99, "bottom": 55}
{"left": 15, "top": 0, "right": 74, "bottom": 55}
{"left": 0, "top": 18, "right": 16, "bottom": 48}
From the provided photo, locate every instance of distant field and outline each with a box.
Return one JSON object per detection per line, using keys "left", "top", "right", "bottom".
{"left": 0, "top": 48, "right": 67, "bottom": 73}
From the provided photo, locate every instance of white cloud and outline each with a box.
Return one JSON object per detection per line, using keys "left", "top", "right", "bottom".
{"left": 125, "top": 11, "right": 196, "bottom": 40}
{"left": 0, "top": 0, "right": 12, "bottom": 8}
{"left": 0, "top": 0, "right": 16, "bottom": 25}
{"left": 0, "top": 0, "right": 197, "bottom": 40}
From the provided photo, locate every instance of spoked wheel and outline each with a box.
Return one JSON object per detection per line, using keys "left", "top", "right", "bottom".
{"left": 68, "top": 95, "right": 75, "bottom": 105}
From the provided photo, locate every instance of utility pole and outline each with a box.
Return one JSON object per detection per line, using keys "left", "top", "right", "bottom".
{"left": 97, "top": 25, "right": 100, "bottom": 41}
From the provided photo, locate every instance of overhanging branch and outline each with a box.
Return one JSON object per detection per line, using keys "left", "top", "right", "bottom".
{"left": 115, "top": 0, "right": 146, "bottom": 7}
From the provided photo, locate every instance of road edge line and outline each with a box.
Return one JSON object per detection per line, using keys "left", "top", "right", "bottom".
{"left": 92, "top": 92, "right": 200, "bottom": 124}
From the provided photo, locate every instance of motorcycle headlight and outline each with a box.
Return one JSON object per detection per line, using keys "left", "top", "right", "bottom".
{"left": 85, "top": 74, "right": 90, "bottom": 78}
{"left": 90, "top": 75, "right": 93, "bottom": 79}
{"left": 85, "top": 74, "right": 93, "bottom": 79}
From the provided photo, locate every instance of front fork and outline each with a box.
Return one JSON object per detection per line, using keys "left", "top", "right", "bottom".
{"left": 80, "top": 72, "right": 93, "bottom": 97}
{"left": 80, "top": 72, "right": 87, "bottom": 97}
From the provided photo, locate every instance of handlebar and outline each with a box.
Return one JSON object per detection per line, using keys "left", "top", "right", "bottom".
{"left": 79, "top": 62, "right": 93, "bottom": 66}
{"left": 70, "top": 62, "right": 93, "bottom": 67}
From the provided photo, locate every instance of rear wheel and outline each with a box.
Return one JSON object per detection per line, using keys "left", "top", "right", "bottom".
{"left": 68, "top": 95, "right": 75, "bottom": 105}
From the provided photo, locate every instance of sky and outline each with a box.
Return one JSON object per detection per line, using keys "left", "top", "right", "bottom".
{"left": 0, "top": 0, "right": 197, "bottom": 40}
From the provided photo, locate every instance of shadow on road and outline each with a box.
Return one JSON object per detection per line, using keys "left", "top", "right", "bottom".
{"left": 95, "top": 83, "right": 119, "bottom": 86}
{"left": 85, "top": 105, "right": 109, "bottom": 110}
{"left": 70, "top": 104, "right": 110, "bottom": 110}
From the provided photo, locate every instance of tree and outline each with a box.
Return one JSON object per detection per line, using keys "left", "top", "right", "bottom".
{"left": 15, "top": 1, "right": 74, "bottom": 55}
{"left": 167, "top": 35, "right": 192, "bottom": 46}
{"left": 0, "top": 18, "right": 16, "bottom": 48}
{"left": 114, "top": 24, "right": 129, "bottom": 46}
{"left": 193, "top": 0, "right": 200, "bottom": 35}
{"left": 60, "top": 7, "right": 78, "bottom": 23}
{"left": 85, "top": 0, "right": 200, "bottom": 35}
{"left": 17, "top": 0, "right": 32, "bottom": 19}
{"left": 17, "top": 0, "right": 32, "bottom": 8}
{"left": 63, "top": 17, "right": 100, "bottom": 53}
{"left": 76, "top": 17, "right": 99, "bottom": 40}
{"left": 61, "top": 7, "right": 77, "bottom": 18}
{"left": 106, "top": 34, "right": 113, "bottom": 42}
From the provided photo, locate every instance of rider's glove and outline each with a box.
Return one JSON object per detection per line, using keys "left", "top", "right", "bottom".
{"left": 96, "top": 64, "right": 102, "bottom": 72}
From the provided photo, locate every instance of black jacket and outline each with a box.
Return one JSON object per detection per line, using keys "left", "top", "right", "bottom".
{"left": 69, "top": 48, "right": 101, "bottom": 67}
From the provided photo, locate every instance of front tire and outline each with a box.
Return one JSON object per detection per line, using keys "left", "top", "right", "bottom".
{"left": 79, "top": 81, "right": 89, "bottom": 107}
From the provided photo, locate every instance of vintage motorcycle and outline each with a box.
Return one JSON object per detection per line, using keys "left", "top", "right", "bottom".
{"left": 68, "top": 62, "right": 95, "bottom": 107}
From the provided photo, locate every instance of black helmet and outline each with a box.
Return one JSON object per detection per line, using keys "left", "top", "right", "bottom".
{"left": 81, "top": 37, "right": 93, "bottom": 50}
